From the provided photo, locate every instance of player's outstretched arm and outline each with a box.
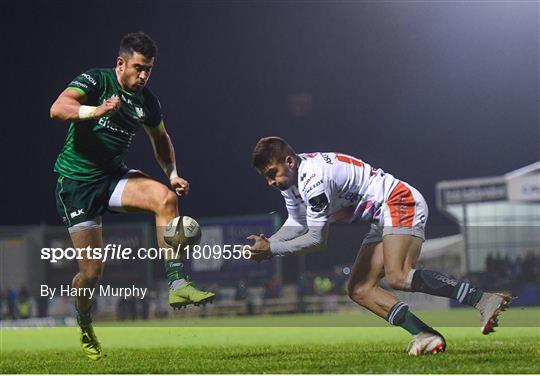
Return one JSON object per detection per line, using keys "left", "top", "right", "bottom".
{"left": 50, "top": 88, "right": 120, "bottom": 122}
{"left": 247, "top": 220, "right": 329, "bottom": 260}
{"left": 268, "top": 216, "right": 308, "bottom": 243}
{"left": 144, "top": 122, "right": 189, "bottom": 197}
{"left": 269, "top": 221, "right": 329, "bottom": 256}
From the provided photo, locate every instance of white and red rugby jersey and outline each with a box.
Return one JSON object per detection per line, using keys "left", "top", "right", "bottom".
{"left": 284, "top": 152, "right": 401, "bottom": 224}
{"left": 269, "top": 152, "right": 427, "bottom": 255}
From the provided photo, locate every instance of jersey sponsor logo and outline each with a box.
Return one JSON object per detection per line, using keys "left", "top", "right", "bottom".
{"left": 70, "top": 81, "right": 88, "bottom": 89}
{"left": 82, "top": 73, "right": 97, "bottom": 86}
{"left": 304, "top": 153, "right": 318, "bottom": 158}
{"left": 305, "top": 179, "right": 323, "bottom": 194}
{"left": 98, "top": 118, "right": 135, "bottom": 137}
{"left": 309, "top": 193, "right": 329, "bottom": 213}
{"left": 70, "top": 209, "right": 85, "bottom": 218}
{"left": 321, "top": 153, "right": 333, "bottom": 164}
{"left": 97, "top": 117, "right": 110, "bottom": 127}
{"left": 302, "top": 173, "right": 317, "bottom": 190}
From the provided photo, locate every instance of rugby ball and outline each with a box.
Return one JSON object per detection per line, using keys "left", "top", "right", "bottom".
{"left": 164, "top": 216, "right": 202, "bottom": 248}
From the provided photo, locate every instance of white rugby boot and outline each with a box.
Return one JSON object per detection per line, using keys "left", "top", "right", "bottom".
{"left": 475, "top": 292, "right": 512, "bottom": 335}
{"left": 407, "top": 329, "right": 446, "bottom": 356}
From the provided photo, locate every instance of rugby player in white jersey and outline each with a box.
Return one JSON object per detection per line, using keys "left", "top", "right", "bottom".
{"left": 247, "top": 136, "right": 511, "bottom": 355}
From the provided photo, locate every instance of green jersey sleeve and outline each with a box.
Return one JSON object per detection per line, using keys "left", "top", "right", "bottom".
{"left": 67, "top": 69, "right": 101, "bottom": 104}
{"left": 142, "top": 88, "right": 163, "bottom": 128}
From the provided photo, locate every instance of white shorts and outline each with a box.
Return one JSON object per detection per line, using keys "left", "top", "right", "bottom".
{"left": 362, "top": 181, "right": 428, "bottom": 245}
{"left": 107, "top": 169, "right": 142, "bottom": 212}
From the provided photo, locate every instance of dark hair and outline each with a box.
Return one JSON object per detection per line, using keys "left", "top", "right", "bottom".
{"left": 252, "top": 136, "right": 296, "bottom": 171}
{"left": 119, "top": 32, "right": 158, "bottom": 59}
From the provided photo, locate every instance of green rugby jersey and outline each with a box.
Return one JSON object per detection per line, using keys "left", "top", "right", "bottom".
{"left": 54, "top": 68, "right": 162, "bottom": 181}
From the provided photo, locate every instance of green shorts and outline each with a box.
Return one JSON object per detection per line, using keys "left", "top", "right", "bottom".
{"left": 55, "top": 169, "right": 130, "bottom": 227}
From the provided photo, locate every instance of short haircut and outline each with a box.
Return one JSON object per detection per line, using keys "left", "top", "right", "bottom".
{"left": 119, "top": 32, "right": 158, "bottom": 59}
{"left": 252, "top": 137, "right": 296, "bottom": 171}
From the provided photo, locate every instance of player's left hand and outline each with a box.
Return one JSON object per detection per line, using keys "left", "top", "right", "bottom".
{"left": 246, "top": 234, "right": 273, "bottom": 262}
{"left": 171, "top": 177, "right": 190, "bottom": 198}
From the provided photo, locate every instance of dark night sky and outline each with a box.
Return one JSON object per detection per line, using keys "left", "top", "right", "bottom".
{"left": 2, "top": 1, "right": 539, "bottom": 231}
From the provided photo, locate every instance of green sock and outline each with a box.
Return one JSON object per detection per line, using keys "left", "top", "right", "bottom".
{"left": 463, "top": 288, "right": 483, "bottom": 307}
{"left": 164, "top": 260, "right": 187, "bottom": 286}
{"left": 387, "top": 302, "right": 430, "bottom": 335}
{"left": 411, "top": 269, "right": 484, "bottom": 307}
{"left": 76, "top": 304, "right": 93, "bottom": 327}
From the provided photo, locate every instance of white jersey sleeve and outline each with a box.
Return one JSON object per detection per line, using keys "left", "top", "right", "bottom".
{"left": 270, "top": 221, "right": 329, "bottom": 256}
{"left": 269, "top": 186, "right": 308, "bottom": 243}
{"left": 269, "top": 159, "right": 331, "bottom": 256}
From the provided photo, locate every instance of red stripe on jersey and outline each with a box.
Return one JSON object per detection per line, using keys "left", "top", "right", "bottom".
{"left": 336, "top": 153, "right": 364, "bottom": 167}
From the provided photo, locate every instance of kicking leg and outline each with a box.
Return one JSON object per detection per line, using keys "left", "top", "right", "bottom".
{"left": 69, "top": 221, "right": 104, "bottom": 361}
{"left": 111, "top": 171, "right": 214, "bottom": 308}
{"left": 383, "top": 234, "right": 511, "bottom": 335}
{"left": 110, "top": 171, "right": 177, "bottom": 248}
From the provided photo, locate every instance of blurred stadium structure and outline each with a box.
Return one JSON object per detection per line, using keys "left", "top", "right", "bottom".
{"left": 1, "top": 163, "right": 538, "bottom": 324}
{"left": 436, "top": 161, "right": 540, "bottom": 273}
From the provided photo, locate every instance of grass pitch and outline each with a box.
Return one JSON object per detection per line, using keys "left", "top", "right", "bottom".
{"left": 1, "top": 308, "right": 539, "bottom": 374}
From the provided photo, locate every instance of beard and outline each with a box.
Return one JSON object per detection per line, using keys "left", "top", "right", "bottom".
{"left": 118, "top": 72, "right": 144, "bottom": 93}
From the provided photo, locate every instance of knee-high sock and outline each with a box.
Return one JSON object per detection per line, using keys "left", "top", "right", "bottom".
{"left": 165, "top": 259, "right": 186, "bottom": 287}
{"left": 387, "top": 302, "right": 431, "bottom": 335}
{"left": 76, "top": 304, "right": 93, "bottom": 327}
{"left": 409, "top": 269, "right": 483, "bottom": 307}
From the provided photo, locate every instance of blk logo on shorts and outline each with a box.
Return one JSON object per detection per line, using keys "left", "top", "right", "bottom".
{"left": 70, "top": 209, "right": 85, "bottom": 218}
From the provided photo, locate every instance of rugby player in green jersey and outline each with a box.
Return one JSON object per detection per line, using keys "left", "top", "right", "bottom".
{"left": 50, "top": 32, "right": 215, "bottom": 361}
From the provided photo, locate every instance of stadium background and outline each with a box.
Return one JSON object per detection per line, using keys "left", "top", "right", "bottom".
{"left": 0, "top": 1, "right": 539, "bottom": 373}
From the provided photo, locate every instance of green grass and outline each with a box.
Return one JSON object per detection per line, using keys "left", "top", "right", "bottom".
{"left": 1, "top": 309, "right": 539, "bottom": 374}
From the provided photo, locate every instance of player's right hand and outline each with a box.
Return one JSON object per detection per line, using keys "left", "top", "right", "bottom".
{"left": 95, "top": 95, "right": 121, "bottom": 117}
{"left": 245, "top": 234, "right": 273, "bottom": 262}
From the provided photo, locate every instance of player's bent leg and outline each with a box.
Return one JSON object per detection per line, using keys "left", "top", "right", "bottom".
{"left": 382, "top": 234, "right": 512, "bottom": 334}
{"left": 112, "top": 171, "right": 215, "bottom": 308}
{"left": 347, "top": 241, "right": 440, "bottom": 355}
{"left": 381, "top": 234, "right": 422, "bottom": 291}
{"left": 372, "top": 234, "right": 448, "bottom": 355}
{"left": 69, "top": 221, "right": 104, "bottom": 361}
{"left": 110, "top": 170, "right": 178, "bottom": 235}
{"left": 347, "top": 242, "right": 399, "bottom": 318}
